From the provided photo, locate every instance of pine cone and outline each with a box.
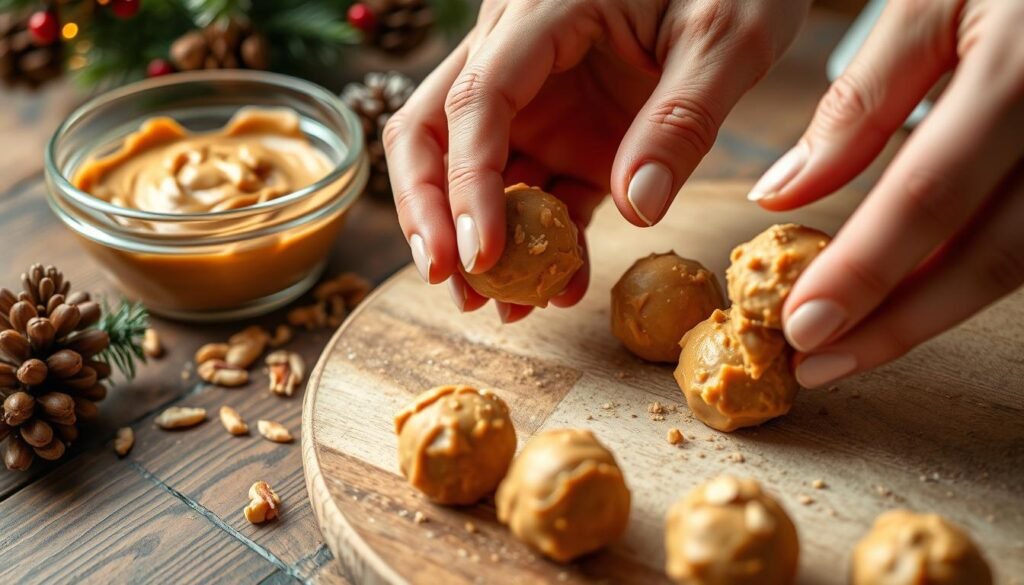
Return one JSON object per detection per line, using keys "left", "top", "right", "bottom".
{"left": 170, "top": 20, "right": 269, "bottom": 72}
{"left": 342, "top": 72, "right": 416, "bottom": 200}
{"left": 0, "top": 13, "right": 63, "bottom": 90}
{"left": 366, "top": 0, "right": 434, "bottom": 55}
{"left": 0, "top": 264, "right": 110, "bottom": 471}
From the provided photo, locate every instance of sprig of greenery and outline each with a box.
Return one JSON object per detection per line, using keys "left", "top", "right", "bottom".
{"left": 96, "top": 299, "right": 149, "bottom": 381}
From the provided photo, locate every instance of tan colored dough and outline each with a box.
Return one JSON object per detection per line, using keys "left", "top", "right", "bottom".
{"left": 496, "top": 428, "right": 631, "bottom": 562}
{"left": 675, "top": 309, "right": 797, "bottom": 432}
{"left": 461, "top": 184, "right": 583, "bottom": 307}
{"left": 666, "top": 475, "right": 799, "bottom": 585}
{"left": 394, "top": 385, "right": 516, "bottom": 505}
{"left": 728, "top": 305, "right": 786, "bottom": 380}
{"left": 611, "top": 252, "right": 724, "bottom": 363}
{"left": 726, "top": 224, "right": 830, "bottom": 329}
{"left": 852, "top": 510, "right": 992, "bottom": 585}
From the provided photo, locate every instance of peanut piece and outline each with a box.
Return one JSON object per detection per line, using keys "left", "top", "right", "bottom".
{"left": 194, "top": 342, "right": 230, "bottom": 364}
{"left": 225, "top": 341, "right": 262, "bottom": 369}
{"left": 313, "top": 273, "right": 370, "bottom": 308}
{"left": 266, "top": 351, "right": 305, "bottom": 397}
{"left": 142, "top": 328, "right": 163, "bottom": 358}
{"left": 197, "top": 360, "right": 249, "bottom": 387}
{"left": 244, "top": 480, "right": 281, "bottom": 524}
{"left": 287, "top": 303, "right": 327, "bottom": 330}
{"left": 219, "top": 406, "right": 249, "bottom": 436}
{"left": 114, "top": 426, "right": 134, "bottom": 456}
{"left": 268, "top": 324, "right": 292, "bottom": 348}
{"left": 155, "top": 406, "right": 206, "bottom": 429}
{"left": 228, "top": 325, "right": 270, "bottom": 352}
{"left": 257, "top": 419, "right": 293, "bottom": 443}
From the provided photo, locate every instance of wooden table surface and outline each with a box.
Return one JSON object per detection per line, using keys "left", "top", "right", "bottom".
{"left": 0, "top": 8, "right": 909, "bottom": 584}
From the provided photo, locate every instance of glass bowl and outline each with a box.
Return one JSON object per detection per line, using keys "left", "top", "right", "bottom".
{"left": 44, "top": 70, "right": 368, "bottom": 322}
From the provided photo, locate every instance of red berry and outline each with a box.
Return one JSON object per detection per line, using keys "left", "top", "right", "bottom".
{"left": 347, "top": 3, "right": 376, "bottom": 32}
{"left": 27, "top": 10, "right": 59, "bottom": 46}
{"left": 111, "top": 0, "right": 140, "bottom": 19}
{"left": 147, "top": 59, "right": 175, "bottom": 77}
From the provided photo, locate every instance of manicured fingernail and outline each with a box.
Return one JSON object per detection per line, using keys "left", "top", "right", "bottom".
{"left": 748, "top": 142, "right": 809, "bottom": 201}
{"left": 796, "top": 353, "right": 856, "bottom": 388}
{"left": 785, "top": 299, "right": 846, "bottom": 352}
{"left": 627, "top": 162, "right": 673, "bottom": 226}
{"left": 447, "top": 278, "right": 466, "bottom": 312}
{"left": 456, "top": 214, "right": 479, "bottom": 271}
{"left": 409, "top": 234, "right": 431, "bottom": 282}
{"left": 496, "top": 303, "right": 512, "bottom": 324}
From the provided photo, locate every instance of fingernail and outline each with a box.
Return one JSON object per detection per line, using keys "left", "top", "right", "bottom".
{"left": 447, "top": 278, "right": 466, "bottom": 312}
{"left": 796, "top": 353, "right": 857, "bottom": 388}
{"left": 496, "top": 303, "right": 512, "bottom": 324}
{"left": 785, "top": 299, "right": 846, "bottom": 352}
{"left": 456, "top": 214, "right": 480, "bottom": 272}
{"left": 627, "top": 162, "right": 673, "bottom": 226}
{"left": 748, "top": 142, "right": 809, "bottom": 201}
{"left": 409, "top": 234, "right": 431, "bottom": 282}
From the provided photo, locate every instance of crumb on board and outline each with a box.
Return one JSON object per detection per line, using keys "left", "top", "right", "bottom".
{"left": 812, "top": 479, "right": 827, "bottom": 490}
{"left": 601, "top": 402, "right": 613, "bottom": 410}
{"left": 667, "top": 428, "right": 684, "bottom": 445}
{"left": 414, "top": 511, "right": 428, "bottom": 524}
{"left": 729, "top": 452, "right": 745, "bottom": 463}
{"left": 797, "top": 494, "right": 815, "bottom": 505}
{"left": 465, "top": 521, "right": 478, "bottom": 534}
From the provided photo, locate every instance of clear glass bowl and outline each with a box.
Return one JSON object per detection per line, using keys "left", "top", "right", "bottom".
{"left": 44, "top": 70, "right": 368, "bottom": 322}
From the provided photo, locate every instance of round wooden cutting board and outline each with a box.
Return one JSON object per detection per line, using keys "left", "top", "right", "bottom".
{"left": 302, "top": 181, "right": 1024, "bottom": 585}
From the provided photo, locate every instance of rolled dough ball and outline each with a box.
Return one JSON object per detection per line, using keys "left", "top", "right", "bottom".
{"left": 461, "top": 184, "right": 583, "bottom": 307}
{"left": 611, "top": 252, "right": 725, "bottom": 363}
{"left": 726, "top": 224, "right": 831, "bottom": 328}
{"left": 675, "top": 309, "right": 798, "bottom": 432}
{"left": 666, "top": 475, "right": 799, "bottom": 585}
{"left": 852, "top": 510, "right": 992, "bottom": 585}
{"left": 394, "top": 385, "right": 516, "bottom": 505}
{"left": 496, "top": 428, "right": 631, "bottom": 562}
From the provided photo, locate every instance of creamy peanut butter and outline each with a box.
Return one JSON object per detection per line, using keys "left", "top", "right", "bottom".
{"left": 74, "top": 108, "right": 332, "bottom": 215}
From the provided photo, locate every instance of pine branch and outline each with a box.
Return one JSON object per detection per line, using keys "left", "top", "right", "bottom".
{"left": 96, "top": 299, "right": 149, "bottom": 381}
{"left": 186, "top": 0, "right": 250, "bottom": 27}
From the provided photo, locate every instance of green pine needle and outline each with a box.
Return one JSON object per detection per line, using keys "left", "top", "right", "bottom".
{"left": 96, "top": 299, "right": 149, "bottom": 382}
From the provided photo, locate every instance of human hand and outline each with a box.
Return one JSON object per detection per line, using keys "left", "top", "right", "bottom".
{"left": 748, "top": 0, "right": 1024, "bottom": 387}
{"left": 384, "top": 0, "right": 810, "bottom": 322}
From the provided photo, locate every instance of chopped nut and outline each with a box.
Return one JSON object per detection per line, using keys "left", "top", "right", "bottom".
{"left": 811, "top": 479, "right": 827, "bottom": 490}
{"left": 197, "top": 360, "right": 249, "bottom": 387}
{"left": 225, "top": 341, "right": 262, "bottom": 369}
{"left": 228, "top": 326, "right": 270, "bottom": 352}
{"left": 142, "top": 329, "right": 163, "bottom": 358}
{"left": 729, "top": 452, "right": 745, "bottom": 463}
{"left": 114, "top": 427, "right": 134, "bottom": 456}
{"left": 666, "top": 428, "right": 685, "bottom": 445}
{"left": 244, "top": 480, "right": 281, "bottom": 524}
{"left": 464, "top": 521, "right": 478, "bottom": 534}
{"left": 268, "top": 324, "right": 292, "bottom": 348}
{"left": 797, "top": 494, "right": 815, "bottom": 505}
{"left": 288, "top": 302, "right": 327, "bottom": 330}
{"left": 413, "top": 511, "right": 428, "bottom": 524}
{"left": 266, "top": 351, "right": 305, "bottom": 397}
{"left": 219, "top": 406, "right": 249, "bottom": 436}
{"left": 648, "top": 402, "right": 665, "bottom": 414}
{"left": 313, "top": 273, "right": 370, "bottom": 308}
{"left": 194, "top": 342, "right": 230, "bottom": 364}
{"left": 155, "top": 406, "right": 206, "bottom": 429}
{"left": 257, "top": 419, "right": 293, "bottom": 443}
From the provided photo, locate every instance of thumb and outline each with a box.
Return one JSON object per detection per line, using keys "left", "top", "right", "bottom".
{"left": 610, "top": 28, "right": 773, "bottom": 227}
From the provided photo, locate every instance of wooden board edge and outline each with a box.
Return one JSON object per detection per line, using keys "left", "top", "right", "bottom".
{"left": 302, "top": 265, "right": 418, "bottom": 585}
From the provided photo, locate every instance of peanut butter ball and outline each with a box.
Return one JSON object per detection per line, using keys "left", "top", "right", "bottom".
{"left": 394, "top": 385, "right": 516, "bottom": 505}
{"left": 461, "top": 184, "right": 583, "bottom": 307}
{"left": 726, "top": 224, "right": 830, "bottom": 329}
{"left": 675, "top": 309, "right": 797, "bottom": 432}
{"left": 666, "top": 476, "right": 799, "bottom": 585}
{"left": 852, "top": 510, "right": 992, "bottom": 585}
{"left": 496, "top": 428, "right": 631, "bottom": 562}
{"left": 611, "top": 252, "right": 725, "bottom": 363}
{"left": 728, "top": 306, "right": 786, "bottom": 380}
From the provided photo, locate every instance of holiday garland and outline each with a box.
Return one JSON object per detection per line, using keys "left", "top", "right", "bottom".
{"left": 0, "top": 0, "right": 471, "bottom": 89}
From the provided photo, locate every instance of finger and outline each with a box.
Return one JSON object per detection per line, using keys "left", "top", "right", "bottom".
{"left": 750, "top": 0, "right": 958, "bottom": 208}
{"left": 610, "top": 6, "right": 782, "bottom": 227}
{"left": 445, "top": 3, "right": 599, "bottom": 273}
{"left": 447, "top": 273, "right": 489, "bottom": 313}
{"left": 794, "top": 168, "right": 1024, "bottom": 387}
{"left": 783, "top": 49, "right": 1024, "bottom": 353}
{"left": 385, "top": 43, "right": 468, "bottom": 284}
{"left": 496, "top": 302, "right": 534, "bottom": 324}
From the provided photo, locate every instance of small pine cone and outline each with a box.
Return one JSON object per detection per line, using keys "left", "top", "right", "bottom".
{"left": 0, "top": 14, "right": 63, "bottom": 90}
{"left": 341, "top": 72, "right": 416, "bottom": 200}
{"left": 173, "top": 20, "right": 269, "bottom": 72}
{"left": 365, "top": 0, "right": 434, "bottom": 55}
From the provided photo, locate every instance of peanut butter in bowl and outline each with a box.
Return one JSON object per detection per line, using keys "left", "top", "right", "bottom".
{"left": 45, "top": 72, "right": 368, "bottom": 321}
